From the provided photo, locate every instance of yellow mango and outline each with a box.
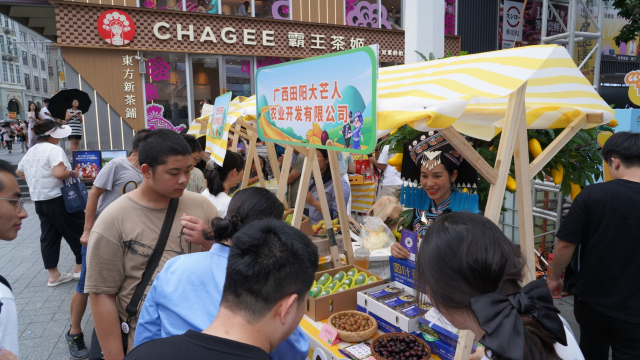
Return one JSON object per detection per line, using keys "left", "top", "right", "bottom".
{"left": 528, "top": 139, "right": 543, "bottom": 158}
{"left": 306, "top": 129, "right": 315, "bottom": 141}
{"left": 570, "top": 182, "right": 581, "bottom": 201}
{"left": 388, "top": 153, "right": 403, "bottom": 166}
{"left": 310, "top": 136, "right": 322, "bottom": 145}
{"left": 506, "top": 176, "right": 516, "bottom": 191}
{"left": 551, "top": 164, "right": 563, "bottom": 185}
{"left": 312, "top": 123, "right": 323, "bottom": 139}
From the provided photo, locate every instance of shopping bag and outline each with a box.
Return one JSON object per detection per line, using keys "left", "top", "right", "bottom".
{"left": 61, "top": 172, "right": 88, "bottom": 213}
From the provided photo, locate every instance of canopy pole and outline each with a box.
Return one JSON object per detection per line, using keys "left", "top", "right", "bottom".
{"left": 311, "top": 153, "right": 342, "bottom": 267}
{"left": 277, "top": 146, "right": 294, "bottom": 204}
{"left": 328, "top": 150, "right": 354, "bottom": 265}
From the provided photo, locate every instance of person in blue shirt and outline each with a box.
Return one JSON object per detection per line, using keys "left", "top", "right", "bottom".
{"left": 135, "top": 187, "right": 310, "bottom": 360}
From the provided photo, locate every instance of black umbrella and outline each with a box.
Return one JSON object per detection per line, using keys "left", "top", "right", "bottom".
{"left": 48, "top": 89, "right": 92, "bottom": 120}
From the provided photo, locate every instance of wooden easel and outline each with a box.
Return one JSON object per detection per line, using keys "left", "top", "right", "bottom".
{"left": 437, "top": 81, "right": 602, "bottom": 360}
{"left": 284, "top": 145, "right": 355, "bottom": 267}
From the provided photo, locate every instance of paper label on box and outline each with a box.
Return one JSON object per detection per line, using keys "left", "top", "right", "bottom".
{"left": 400, "top": 229, "right": 418, "bottom": 261}
{"left": 368, "top": 287, "right": 402, "bottom": 299}
{"left": 319, "top": 323, "right": 341, "bottom": 346}
{"left": 344, "top": 343, "right": 372, "bottom": 359}
{"left": 400, "top": 304, "right": 420, "bottom": 317}
{"left": 383, "top": 294, "right": 415, "bottom": 308}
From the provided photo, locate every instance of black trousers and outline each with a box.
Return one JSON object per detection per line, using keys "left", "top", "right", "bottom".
{"left": 5, "top": 140, "right": 12, "bottom": 151}
{"left": 34, "top": 196, "right": 84, "bottom": 269}
{"left": 575, "top": 297, "right": 640, "bottom": 360}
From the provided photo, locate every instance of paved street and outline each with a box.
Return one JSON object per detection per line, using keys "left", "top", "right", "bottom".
{"left": 0, "top": 145, "right": 579, "bottom": 359}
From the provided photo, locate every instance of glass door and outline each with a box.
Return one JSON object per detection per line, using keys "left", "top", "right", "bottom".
{"left": 189, "top": 55, "right": 223, "bottom": 119}
{"left": 223, "top": 57, "right": 254, "bottom": 99}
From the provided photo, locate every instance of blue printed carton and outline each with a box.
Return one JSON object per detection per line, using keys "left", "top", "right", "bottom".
{"left": 389, "top": 256, "right": 415, "bottom": 288}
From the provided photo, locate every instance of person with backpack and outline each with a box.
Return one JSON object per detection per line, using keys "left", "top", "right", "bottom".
{"left": 85, "top": 129, "right": 219, "bottom": 359}
{"left": 1, "top": 124, "right": 16, "bottom": 154}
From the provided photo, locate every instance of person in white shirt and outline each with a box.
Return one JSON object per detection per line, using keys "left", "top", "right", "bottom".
{"left": 415, "top": 212, "right": 583, "bottom": 360}
{"left": 16, "top": 120, "right": 84, "bottom": 287}
{"left": 201, "top": 150, "right": 245, "bottom": 217}
{"left": 0, "top": 159, "right": 28, "bottom": 359}
{"left": 369, "top": 145, "right": 403, "bottom": 200}
{"left": 39, "top": 98, "right": 53, "bottom": 121}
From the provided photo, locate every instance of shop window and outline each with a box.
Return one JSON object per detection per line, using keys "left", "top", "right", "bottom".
{"left": 34, "top": 76, "right": 39, "bottom": 92}
{"left": 41, "top": 58, "right": 45, "bottom": 71}
{"left": 144, "top": 52, "right": 189, "bottom": 130}
{"left": 15, "top": 65, "right": 20, "bottom": 85}
{"left": 192, "top": 0, "right": 218, "bottom": 13}
{"left": 31, "top": 54, "right": 37, "bottom": 68}
{"left": 2, "top": 63, "right": 7, "bottom": 83}
{"left": 21, "top": 51, "right": 27, "bottom": 66}
{"left": 30, "top": 36, "right": 35, "bottom": 48}
{"left": 141, "top": 0, "right": 197, "bottom": 12}
{"left": 221, "top": 0, "right": 251, "bottom": 16}
{"left": 9, "top": 63, "right": 14, "bottom": 83}
{"left": 224, "top": 58, "right": 252, "bottom": 98}
{"left": 19, "top": 32, "right": 24, "bottom": 43}
{"left": 24, "top": 73, "right": 29, "bottom": 90}
{"left": 43, "top": 79, "right": 48, "bottom": 94}
{"left": 191, "top": 57, "right": 221, "bottom": 117}
{"left": 254, "top": 0, "right": 290, "bottom": 19}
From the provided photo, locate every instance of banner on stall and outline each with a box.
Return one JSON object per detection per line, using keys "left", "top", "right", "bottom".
{"left": 206, "top": 92, "right": 233, "bottom": 166}
{"left": 73, "top": 150, "right": 102, "bottom": 181}
{"left": 256, "top": 46, "right": 378, "bottom": 154}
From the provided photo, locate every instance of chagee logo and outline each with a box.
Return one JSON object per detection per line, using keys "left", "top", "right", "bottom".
{"left": 97, "top": 9, "right": 135, "bottom": 46}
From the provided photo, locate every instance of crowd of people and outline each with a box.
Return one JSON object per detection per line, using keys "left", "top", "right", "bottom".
{"left": 0, "top": 119, "right": 639, "bottom": 360}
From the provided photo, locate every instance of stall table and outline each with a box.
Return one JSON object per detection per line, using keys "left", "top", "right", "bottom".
{"left": 300, "top": 315, "right": 441, "bottom": 360}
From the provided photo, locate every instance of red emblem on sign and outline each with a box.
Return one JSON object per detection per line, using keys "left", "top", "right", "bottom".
{"left": 97, "top": 9, "right": 135, "bottom": 46}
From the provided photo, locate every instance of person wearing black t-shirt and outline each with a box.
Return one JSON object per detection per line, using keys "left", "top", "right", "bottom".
{"left": 124, "top": 219, "right": 318, "bottom": 360}
{"left": 549, "top": 132, "right": 640, "bottom": 360}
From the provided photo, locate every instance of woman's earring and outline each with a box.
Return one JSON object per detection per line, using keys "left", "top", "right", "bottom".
{"left": 451, "top": 182, "right": 456, "bottom": 190}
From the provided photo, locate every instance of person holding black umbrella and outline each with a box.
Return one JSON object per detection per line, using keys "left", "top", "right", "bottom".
{"left": 65, "top": 99, "right": 84, "bottom": 152}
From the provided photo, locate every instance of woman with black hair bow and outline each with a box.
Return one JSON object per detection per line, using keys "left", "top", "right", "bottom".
{"left": 415, "top": 212, "right": 582, "bottom": 360}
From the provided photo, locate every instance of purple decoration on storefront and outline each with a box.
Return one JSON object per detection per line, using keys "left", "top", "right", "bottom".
{"left": 346, "top": 1, "right": 391, "bottom": 29}
{"left": 257, "top": 57, "right": 290, "bottom": 69}
{"left": 241, "top": 60, "right": 251, "bottom": 76}
{"left": 147, "top": 57, "right": 170, "bottom": 82}
{"left": 142, "top": 0, "right": 156, "bottom": 9}
{"left": 345, "top": 0, "right": 357, "bottom": 16}
{"left": 145, "top": 83, "right": 159, "bottom": 101}
{"left": 272, "top": 0, "right": 290, "bottom": 20}
{"left": 445, "top": 0, "right": 456, "bottom": 35}
{"left": 146, "top": 104, "right": 186, "bottom": 132}
{"left": 159, "top": 0, "right": 198, "bottom": 11}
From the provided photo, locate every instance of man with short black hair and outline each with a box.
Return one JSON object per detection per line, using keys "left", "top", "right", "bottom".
{"left": 549, "top": 132, "right": 640, "bottom": 359}
{"left": 0, "top": 159, "right": 28, "bottom": 358}
{"left": 64, "top": 129, "right": 151, "bottom": 360}
{"left": 181, "top": 134, "right": 206, "bottom": 194}
{"left": 86, "top": 129, "right": 219, "bottom": 359}
{"left": 124, "top": 219, "right": 318, "bottom": 360}
{"left": 39, "top": 98, "right": 53, "bottom": 121}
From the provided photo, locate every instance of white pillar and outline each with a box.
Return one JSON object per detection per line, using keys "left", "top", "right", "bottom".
{"left": 404, "top": 0, "right": 445, "bottom": 64}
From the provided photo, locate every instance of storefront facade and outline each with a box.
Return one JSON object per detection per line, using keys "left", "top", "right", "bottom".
{"left": 53, "top": 1, "right": 406, "bottom": 147}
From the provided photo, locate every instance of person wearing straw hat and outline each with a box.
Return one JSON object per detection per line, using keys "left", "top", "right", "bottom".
{"left": 391, "top": 131, "right": 480, "bottom": 259}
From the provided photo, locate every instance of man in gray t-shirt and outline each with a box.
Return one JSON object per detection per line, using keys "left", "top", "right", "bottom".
{"left": 63, "top": 130, "right": 150, "bottom": 360}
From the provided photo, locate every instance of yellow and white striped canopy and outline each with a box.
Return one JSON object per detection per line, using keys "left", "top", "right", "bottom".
{"left": 227, "top": 95, "right": 257, "bottom": 123}
{"left": 377, "top": 45, "right": 614, "bottom": 140}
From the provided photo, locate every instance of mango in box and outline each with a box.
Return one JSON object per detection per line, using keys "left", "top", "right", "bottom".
{"left": 337, "top": 285, "right": 350, "bottom": 292}
{"left": 342, "top": 277, "right": 355, "bottom": 288}
{"left": 317, "top": 273, "right": 331, "bottom": 287}
{"left": 325, "top": 281, "right": 340, "bottom": 292}
{"left": 319, "top": 289, "right": 332, "bottom": 297}
{"left": 367, "top": 276, "right": 377, "bottom": 284}
{"left": 310, "top": 285, "right": 324, "bottom": 298}
{"left": 347, "top": 268, "right": 358, "bottom": 278}
{"left": 332, "top": 271, "right": 346, "bottom": 283}
{"left": 355, "top": 273, "right": 368, "bottom": 286}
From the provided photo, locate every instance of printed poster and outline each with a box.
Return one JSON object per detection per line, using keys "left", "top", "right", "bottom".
{"left": 256, "top": 46, "right": 378, "bottom": 154}
{"left": 205, "top": 92, "right": 233, "bottom": 166}
{"left": 73, "top": 150, "right": 101, "bottom": 181}
{"left": 499, "top": 0, "right": 568, "bottom": 50}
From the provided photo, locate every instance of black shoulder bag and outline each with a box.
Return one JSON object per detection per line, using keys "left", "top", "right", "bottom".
{"left": 89, "top": 198, "right": 179, "bottom": 360}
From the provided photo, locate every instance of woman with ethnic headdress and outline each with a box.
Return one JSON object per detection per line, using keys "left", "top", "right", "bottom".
{"left": 390, "top": 131, "right": 480, "bottom": 259}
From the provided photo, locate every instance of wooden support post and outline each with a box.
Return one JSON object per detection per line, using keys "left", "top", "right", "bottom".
{"left": 240, "top": 132, "right": 265, "bottom": 189}
{"left": 514, "top": 108, "right": 537, "bottom": 284}
{"left": 292, "top": 150, "right": 315, "bottom": 228}
{"left": 328, "top": 150, "right": 354, "bottom": 265}
{"left": 528, "top": 113, "right": 588, "bottom": 179}
{"left": 439, "top": 127, "right": 499, "bottom": 185}
{"left": 266, "top": 142, "right": 281, "bottom": 181}
{"left": 453, "top": 330, "right": 475, "bottom": 360}
{"left": 277, "top": 146, "right": 294, "bottom": 204}
{"left": 311, "top": 157, "right": 342, "bottom": 267}
{"left": 484, "top": 82, "right": 527, "bottom": 223}
{"left": 230, "top": 127, "right": 240, "bottom": 153}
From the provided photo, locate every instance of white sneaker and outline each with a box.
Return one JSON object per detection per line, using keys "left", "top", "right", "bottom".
{"left": 73, "top": 272, "right": 81, "bottom": 280}
{"left": 47, "top": 273, "right": 74, "bottom": 287}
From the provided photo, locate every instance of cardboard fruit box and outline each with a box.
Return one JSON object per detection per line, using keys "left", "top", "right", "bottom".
{"left": 305, "top": 265, "right": 385, "bottom": 322}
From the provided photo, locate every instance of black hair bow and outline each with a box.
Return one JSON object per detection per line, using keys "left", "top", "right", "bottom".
{"left": 470, "top": 279, "right": 567, "bottom": 360}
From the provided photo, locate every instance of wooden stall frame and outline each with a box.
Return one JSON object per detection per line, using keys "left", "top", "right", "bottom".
{"left": 439, "top": 81, "right": 604, "bottom": 360}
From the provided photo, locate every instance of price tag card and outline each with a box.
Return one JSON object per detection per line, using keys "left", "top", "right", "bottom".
{"left": 344, "top": 343, "right": 373, "bottom": 359}
{"left": 319, "top": 323, "right": 342, "bottom": 346}
{"left": 401, "top": 229, "right": 418, "bottom": 261}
